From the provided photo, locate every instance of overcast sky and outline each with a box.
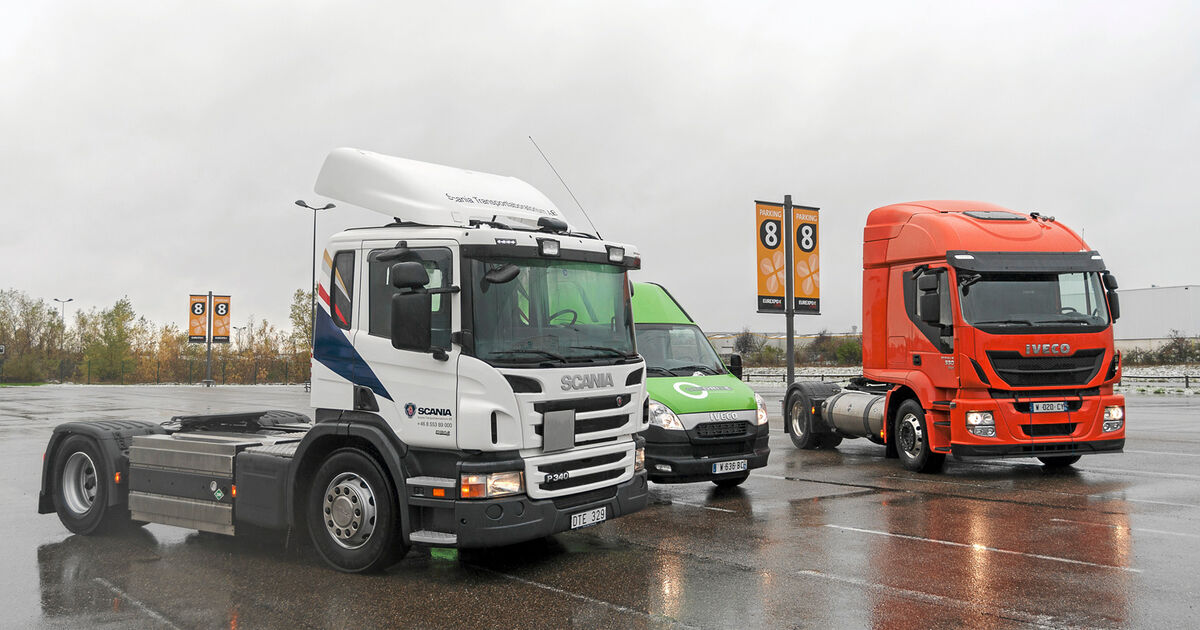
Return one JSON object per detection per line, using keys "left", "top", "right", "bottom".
{"left": 4, "top": 1, "right": 1197, "bottom": 336}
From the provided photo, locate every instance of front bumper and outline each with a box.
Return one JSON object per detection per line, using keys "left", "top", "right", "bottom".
{"left": 451, "top": 471, "right": 649, "bottom": 548}
{"left": 644, "top": 423, "right": 770, "bottom": 483}
{"left": 952, "top": 437, "right": 1124, "bottom": 459}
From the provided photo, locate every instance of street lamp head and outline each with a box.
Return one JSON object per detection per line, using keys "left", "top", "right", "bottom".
{"left": 54, "top": 298, "right": 74, "bottom": 304}
{"left": 296, "top": 200, "right": 336, "bottom": 211}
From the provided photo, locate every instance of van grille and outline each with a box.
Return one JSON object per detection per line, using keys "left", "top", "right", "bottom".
{"left": 986, "top": 349, "right": 1105, "bottom": 387}
{"left": 695, "top": 421, "right": 749, "bottom": 438}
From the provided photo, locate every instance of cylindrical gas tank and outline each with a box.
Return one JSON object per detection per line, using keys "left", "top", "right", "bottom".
{"left": 821, "top": 390, "right": 886, "bottom": 440}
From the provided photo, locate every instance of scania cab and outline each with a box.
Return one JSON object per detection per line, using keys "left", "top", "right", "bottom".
{"left": 632, "top": 282, "right": 769, "bottom": 486}
{"left": 38, "top": 148, "right": 650, "bottom": 572}
{"left": 784, "top": 201, "right": 1125, "bottom": 472}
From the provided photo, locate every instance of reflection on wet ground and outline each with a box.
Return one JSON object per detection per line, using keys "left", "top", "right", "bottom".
{"left": 4, "top": 386, "right": 1199, "bottom": 628}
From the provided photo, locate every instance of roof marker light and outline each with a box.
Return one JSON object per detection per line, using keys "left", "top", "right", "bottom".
{"left": 607, "top": 246, "right": 625, "bottom": 263}
{"left": 954, "top": 254, "right": 975, "bottom": 260}
{"left": 538, "top": 238, "right": 560, "bottom": 257}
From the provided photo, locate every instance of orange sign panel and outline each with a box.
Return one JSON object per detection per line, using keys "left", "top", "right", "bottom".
{"left": 792, "top": 206, "right": 820, "bottom": 314}
{"left": 755, "top": 201, "right": 820, "bottom": 314}
{"left": 188, "top": 295, "right": 208, "bottom": 343}
{"left": 212, "top": 295, "right": 231, "bottom": 343}
{"left": 755, "top": 202, "right": 786, "bottom": 312}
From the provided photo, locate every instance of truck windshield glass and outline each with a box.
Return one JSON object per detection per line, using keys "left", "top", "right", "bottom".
{"left": 470, "top": 257, "right": 636, "bottom": 364}
{"left": 635, "top": 324, "right": 726, "bottom": 377}
{"left": 958, "top": 271, "right": 1110, "bottom": 328}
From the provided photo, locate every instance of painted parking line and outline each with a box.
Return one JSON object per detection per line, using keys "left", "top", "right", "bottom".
{"left": 824, "top": 525, "right": 1141, "bottom": 573}
{"left": 1049, "top": 517, "right": 1200, "bottom": 539}
{"left": 668, "top": 500, "right": 736, "bottom": 513}
{"left": 93, "top": 578, "right": 182, "bottom": 630}
{"left": 1123, "top": 449, "right": 1200, "bottom": 458}
{"left": 795, "top": 569, "right": 1078, "bottom": 630}
{"left": 1075, "top": 466, "right": 1200, "bottom": 481}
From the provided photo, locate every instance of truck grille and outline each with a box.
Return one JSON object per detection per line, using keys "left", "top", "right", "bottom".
{"left": 1021, "top": 423, "right": 1078, "bottom": 437}
{"left": 986, "top": 349, "right": 1105, "bottom": 387}
{"left": 524, "top": 442, "right": 633, "bottom": 500}
{"left": 695, "top": 421, "right": 749, "bottom": 438}
{"left": 534, "top": 414, "right": 629, "bottom": 439}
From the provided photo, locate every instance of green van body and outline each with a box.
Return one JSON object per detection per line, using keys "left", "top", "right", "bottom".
{"left": 631, "top": 282, "right": 770, "bottom": 485}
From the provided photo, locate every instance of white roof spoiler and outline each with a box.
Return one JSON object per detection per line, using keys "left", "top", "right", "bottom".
{"left": 314, "top": 148, "right": 573, "bottom": 230}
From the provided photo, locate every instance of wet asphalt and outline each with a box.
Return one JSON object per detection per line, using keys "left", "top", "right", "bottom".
{"left": 1, "top": 385, "right": 1198, "bottom": 629}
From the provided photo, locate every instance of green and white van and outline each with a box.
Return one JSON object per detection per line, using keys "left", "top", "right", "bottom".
{"left": 631, "top": 282, "right": 770, "bottom": 486}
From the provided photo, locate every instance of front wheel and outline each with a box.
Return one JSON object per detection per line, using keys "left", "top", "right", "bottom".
{"left": 307, "top": 448, "right": 408, "bottom": 573}
{"left": 53, "top": 435, "right": 129, "bottom": 535}
{"left": 787, "top": 394, "right": 820, "bottom": 450}
{"left": 893, "top": 401, "right": 945, "bottom": 473}
{"left": 1038, "top": 455, "right": 1082, "bottom": 469}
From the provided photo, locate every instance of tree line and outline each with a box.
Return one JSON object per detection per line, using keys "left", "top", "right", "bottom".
{"left": 734, "top": 328, "right": 863, "bottom": 367}
{"left": 0, "top": 288, "right": 314, "bottom": 385}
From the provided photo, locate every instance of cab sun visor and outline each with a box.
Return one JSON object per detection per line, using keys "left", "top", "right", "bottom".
{"left": 945, "top": 250, "right": 1106, "bottom": 273}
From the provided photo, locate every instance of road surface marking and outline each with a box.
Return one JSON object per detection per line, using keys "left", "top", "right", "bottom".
{"left": 1049, "top": 517, "right": 1200, "bottom": 538}
{"left": 1076, "top": 466, "right": 1200, "bottom": 481}
{"left": 825, "top": 524, "right": 1140, "bottom": 573}
{"left": 1124, "top": 449, "right": 1200, "bottom": 458}
{"left": 93, "top": 578, "right": 182, "bottom": 630}
{"left": 795, "top": 569, "right": 1083, "bottom": 629}
{"left": 669, "top": 500, "right": 736, "bottom": 513}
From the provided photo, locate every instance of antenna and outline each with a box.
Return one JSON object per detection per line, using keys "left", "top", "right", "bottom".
{"left": 528, "top": 136, "right": 602, "bottom": 238}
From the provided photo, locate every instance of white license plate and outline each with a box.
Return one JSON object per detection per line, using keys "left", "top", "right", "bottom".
{"left": 1031, "top": 401, "right": 1068, "bottom": 413}
{"left": 712, "top": 459, "right": 749, "bottom": 474}
{"left": 570, "top": 506, "right": 607, "bottom": 529}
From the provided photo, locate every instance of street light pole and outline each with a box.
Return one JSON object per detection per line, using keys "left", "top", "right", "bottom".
{"left": 295, "top": 200, "right": 335, "bottom": 352}
{"left": 53, "top": 298, "right": 73, "bottom": 382}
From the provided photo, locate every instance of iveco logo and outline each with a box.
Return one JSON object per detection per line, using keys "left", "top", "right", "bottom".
{"left": 560, "top": 373, "right": 615, "bottom": 391}
{"left": 1025, "top": 343, "right": 1071, "bottom": 356}
{"left": 709, "top": 411, "right": 739, "bottom": 421}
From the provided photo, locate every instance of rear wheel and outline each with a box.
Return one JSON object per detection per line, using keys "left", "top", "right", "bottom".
{"left": 307, "top": 448, "right": 408, "bottom": 573}
{"left": 787, "top": 394, "right": 820, "bottom": 450}
{"left": 894, "top": 401, "right": 945, "bottom": 473}
{"left": 713, "top": 473, "right": 749, "bottom": 488}
{"left": 53, "top": 435, "right": 128, "bottom": 534}
{"left": 1038, "top": 455, "right": 1081, "bottom": 469}
{"left": 818, "top": 434, "right": 844, "bottom": 449}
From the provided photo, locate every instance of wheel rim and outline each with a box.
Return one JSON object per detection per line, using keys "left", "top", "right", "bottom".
{"left": 897, "top": 413, "right": 924, "bottom": 459}
{"left": 322, "top": 472, "right": 378, "bottom": 550}
{"left": 62, "top": 452, "right": 98, "bottom": 516}
{"left": 789, "top": 399, "right": 806, "bottom": 437}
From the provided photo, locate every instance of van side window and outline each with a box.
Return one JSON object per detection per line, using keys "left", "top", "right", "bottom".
{"left": 368, "top": 247, "right": 453, "bottom": 349}
{"left": 330, "top": 251, "right": 355, "bottom": 330}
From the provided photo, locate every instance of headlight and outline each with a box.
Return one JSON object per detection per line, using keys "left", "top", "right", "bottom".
{"left": 460, "top": 471, "right": 524, "bottom": 499}
{"left": 1103, "top": 406, "right": 1124, "bottom": 432}
{"left": 754, "top": 393, "right": 769, "bottom": 425}
{"left": 966, "top": 410, "right": 995, "bottom": 437}
{"left": 635, "top": 446, "right": 645, "bottom": 471}
{"left": 648, "top": 399, "right": 684, "bottom": 430}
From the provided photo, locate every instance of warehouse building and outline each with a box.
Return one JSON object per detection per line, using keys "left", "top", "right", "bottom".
{"left": 1113, "top": 285, "right": 1200, "bottom": 352}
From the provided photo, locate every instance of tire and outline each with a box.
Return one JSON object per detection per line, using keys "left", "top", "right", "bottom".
{"left": 893, "top": 400, "right": 945, "bottom": 473}
{"left": 1038, "top": 455, "right": 1081, "bottom": 469}
{"left": 818, "top": 434, "right": 844, "bottom": 449}
{"left": 53, "top": 435, "right": 128, "bottom": 535}
{"left": 787, "top": 393, "right": 821, "bottom": 450}
{"left": 713, "top": 473, "right": 749, "bottom": 488}
{"left": 306, "top": 448, "right": 408, "bottom": 573}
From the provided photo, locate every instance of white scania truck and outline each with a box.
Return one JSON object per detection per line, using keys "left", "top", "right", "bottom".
{"left": 37, "top": 148, "right": 650, "bottom": 572}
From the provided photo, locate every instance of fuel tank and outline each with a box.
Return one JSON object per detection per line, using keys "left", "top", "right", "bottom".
{"left": 821, "top": 390, "right": 886, "bottom": 439}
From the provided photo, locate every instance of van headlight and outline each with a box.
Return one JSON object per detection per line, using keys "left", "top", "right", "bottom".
{"left": 648, "top": 400, "right": 683, "bottom": 430}
{"left": 754, "top": 393, "right": 769, "bottom": 425}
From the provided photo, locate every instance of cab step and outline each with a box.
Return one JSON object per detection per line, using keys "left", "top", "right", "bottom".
{"left": 410, "top": 530, "right": 458, "bottom": 546}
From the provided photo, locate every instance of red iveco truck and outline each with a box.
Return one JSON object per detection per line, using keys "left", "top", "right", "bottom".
{"left": 784, "top": 200, "right": 1125, "bottom": 472}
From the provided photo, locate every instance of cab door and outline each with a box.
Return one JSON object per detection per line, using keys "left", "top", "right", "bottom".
{"left": 354, "top": 239, "right": 460, "bottom": 449}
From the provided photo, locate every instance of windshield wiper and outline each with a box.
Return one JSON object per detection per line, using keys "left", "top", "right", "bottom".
{"left": 668, "top": 363, "right": 721, "bottom": 376}
{"left": 971, "top": 319, "right": 1034, "bottom": 327}
{"left": 646, "top": 366, "right": 674, "bottom": 376}
{"left": 1032, "top": 318, "right": 1093, "bottom": 325}
{"left": 569, "top": 345, "right": 633, "bottom": 357}
{"left": 487, "top": 349, "right": 567, "bottom": 363}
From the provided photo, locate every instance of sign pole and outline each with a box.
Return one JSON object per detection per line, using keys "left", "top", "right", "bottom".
{"left": 204, "top": 291, "right": 214, "bottom": 387}
{"left": 784, "top": 194, "right": 795, "bottom": 386}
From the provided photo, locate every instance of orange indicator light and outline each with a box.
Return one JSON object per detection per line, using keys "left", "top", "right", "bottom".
{"left": 231, "top": 484, "right": 237, "bottom": 498}
{"left": 432, "top": 488, "right": 445, "bottom": 498}
{"left": 114, "top": 472, "right": 121, "bottom": 484}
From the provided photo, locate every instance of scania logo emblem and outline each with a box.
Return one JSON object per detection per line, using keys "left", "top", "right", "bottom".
{"left": 560, "top": 373, "right": 615, "bottom": 391}
{"left": 1024, "top": 343, "right": 1071, "bottom": 356}
{"left": 404, "top": 402, "right": 416, "bottom": 417}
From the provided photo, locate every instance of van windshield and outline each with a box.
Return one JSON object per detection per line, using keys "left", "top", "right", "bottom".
{"left": 958, "top": 271, "right": 1111, "bottom": 329}
{"left": 469, "top": 257, "right": 637, "bottom": 365}
{"left": 636, "top": 324, "right": 726, "bottom": 377}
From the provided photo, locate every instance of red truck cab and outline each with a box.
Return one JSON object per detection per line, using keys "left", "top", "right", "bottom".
{"left": 785, "top": 200, "right": 1124, "bottom": 472}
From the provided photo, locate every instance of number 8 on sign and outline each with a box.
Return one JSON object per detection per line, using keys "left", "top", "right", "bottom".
{"left": 216, "top": 303, "right": 227, "bottom": 316}
{"left": 759, "top": 219, "right": 781, "bottom": 249}
{"left": 192, "top": 302, "right": 206, "bottom": 316}
{"left": 797, "top": 223, "right": 816, "bottom": 253}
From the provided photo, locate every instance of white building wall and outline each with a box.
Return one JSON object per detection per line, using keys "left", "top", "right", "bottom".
{"left": 1113, "top": 285, "right": 1200, "bottom": 340}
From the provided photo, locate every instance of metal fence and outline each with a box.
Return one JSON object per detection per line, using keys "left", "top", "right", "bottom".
{"left": 742, "top": 370, "right": 1197, "bottom": 389}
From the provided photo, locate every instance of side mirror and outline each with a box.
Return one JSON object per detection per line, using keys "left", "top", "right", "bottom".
{"left": 728, "top": 353, "right": 743, "bottom": 380}
{"left": 391, "top": 293, "right": 432, "bottom": 353}
{"left": 1103, "top": 273, "right": 1119, "bottom": 291}
{"left": 918, "top": 293, "right": 941, "bottom": 325}
{"left": 1107, "top": 291, "right": 1120, "bottom": 321}
{"left": 390, "top": 262, "right": 429, "bottom": 290}
{"left": 484, "top": 264, "right": 520, "bottom": 285}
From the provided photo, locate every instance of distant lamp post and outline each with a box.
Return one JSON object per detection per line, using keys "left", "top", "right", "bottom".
{"left": 53, "top": 298, "right": 73, "bottom": 382}
{"left": 233, "top": 325, "right": 247, "bottom": 349}
{"left": 295, "top": 200, "right": 335, "bottom": 349}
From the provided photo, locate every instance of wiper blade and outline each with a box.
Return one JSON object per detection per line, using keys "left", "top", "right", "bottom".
{"left": 568, "top": 345, "right": 633, "bottom": 357}
{"left": 1032, "top": 319, "right": 1092, "bottom": 325}
{"left": 971, "top": 319, "right": 1034, "bottom": 327}
{"left": 488, "top": 349, "right": 567, "bottom": 362}
{"left": 668, "top": 364, "right": 721, "bottom": 376}
{"left": 646, "top": 366, "right": 674, "bottom": 376}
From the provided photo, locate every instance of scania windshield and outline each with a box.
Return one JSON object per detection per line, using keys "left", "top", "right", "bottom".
{"left": 636, "top": 324, "right": 726, "bottom": 377}
{"left": 470, "top": 257, "right": 637, "bottom": 365}
{"left": 958, "top": 271, "right": 1111, "bottom": 331}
